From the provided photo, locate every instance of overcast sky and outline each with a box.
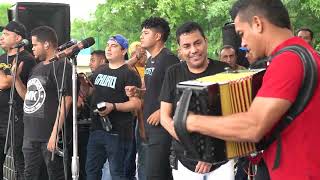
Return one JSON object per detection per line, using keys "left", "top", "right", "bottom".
{"left": 2, "top": 0, "right": 106, "bottom": 20}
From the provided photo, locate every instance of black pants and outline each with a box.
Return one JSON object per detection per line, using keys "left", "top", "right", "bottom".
{"left": 0, "top": 116, "right": 25, "bottom": 180}
{"left": 78, "top": 124, "right": 90, "bottom": 180}
{"left": 145, "top": 128, "right": 172, "bottom": 180}
{"left": 22, "top": 140, "right": 65, "bottom": 180}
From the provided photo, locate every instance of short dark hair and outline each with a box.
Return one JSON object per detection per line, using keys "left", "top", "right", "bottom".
{"left": 141, "top": 17, "right": 170, "bottom": 42}
{"left": 220, "top": 45, "right": 236, "bottom": 53}
{"left": 230, "top": 0, "right": 291, "bottom": 30}
{"left": 91, "top": 50, "right": 105, "bottom": 57}
{"left": 296, "top": 27, "right": 314, "bottom": 39}
{"left": 91, "top": 50, "right": 107, "bottom": 63}
{"left": 176, "top": 21, "right": 206, "bottom": 44}
{"left": 31, "top": 26, "right": 58, "bottom": 48}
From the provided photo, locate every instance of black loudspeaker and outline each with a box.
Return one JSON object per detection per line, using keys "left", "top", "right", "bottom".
{"left": 222, "top": 22, "right": 249, "bottom": 68}
{"left": 222, "top": 22, "right": 241, "bottom": 50}
{"left": 7, "top": 2, "right": 70, "bottom": 46}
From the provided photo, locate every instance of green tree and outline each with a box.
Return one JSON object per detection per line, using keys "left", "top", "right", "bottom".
{"left": 0, "top": 3, "right": 10, "bottom": 27}
{"left": 71, "top": 0, "right": 235, "bottom": 58}
{"left": 0, "top": 3, "right": 11, "bottom": 54}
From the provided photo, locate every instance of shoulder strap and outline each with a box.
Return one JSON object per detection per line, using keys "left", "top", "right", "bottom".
{"left": 259, "top": 45, "right": 318, "bottom": 169}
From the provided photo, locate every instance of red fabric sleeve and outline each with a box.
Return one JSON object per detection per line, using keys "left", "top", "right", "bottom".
{"left": 256, "top": 51, "right": 304, "bottom": 103}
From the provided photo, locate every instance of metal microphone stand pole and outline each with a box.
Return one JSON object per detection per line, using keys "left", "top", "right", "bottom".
{"left": 4, "top": 47, "right": 22, "bottom": 180}
{"left": 70, "top": 55, "right": 79, "bottom": 180}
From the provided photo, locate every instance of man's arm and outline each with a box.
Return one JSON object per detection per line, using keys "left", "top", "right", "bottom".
{"left": 98, "top": 96, "right": 141, "bottom": 117}
{"left": 0, "top": 71, "right": 12, "bottom": 90}
{"left": 187, "top": 97, "right": 292, "bottom": 142}
{"left": 126, "top": 56, "right": 139, "bottom": 67}
{"left": 47, "top": 95, "right": 72, "bottom": 152}
{"left": 160, "top": 101, "right": 178, "bottom": 139}
{"left": 14, "top": 75, "right": 27, "bottom": 99}
{"left": 115, "top": 96, "right": 141, "bottom": 112}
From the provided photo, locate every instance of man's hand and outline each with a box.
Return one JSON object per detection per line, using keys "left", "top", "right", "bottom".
{"left": 125, "top": 86, "right": 146, "bottom": 98}
{"left": 47, "top": 134, "right": 58, "bottom": 152}
{"left": 147, "top": 109, "right": 160, "bottom": 126}
{"left": 125, "top": 86, "right": 137, "bottom": 97}
{"left": 195, "top": 161, "right": 212, "bottom": 174}
{"left": 11, "top": 59, "right": 24, "bottom": 76}
{"left": 98, "top": 102, "right": 114, "bottom": 117}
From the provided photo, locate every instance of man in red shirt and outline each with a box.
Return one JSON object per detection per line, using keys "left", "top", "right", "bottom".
{"left": 185, "top": 0, "right": 320, "bottom": 179}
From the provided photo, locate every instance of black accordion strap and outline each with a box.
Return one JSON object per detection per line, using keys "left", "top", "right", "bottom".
{"left": 173, "top": 88, "right": 201, "bottom": 160}
{"left": 259, "top": 45, "right": 318, "bottom": 169}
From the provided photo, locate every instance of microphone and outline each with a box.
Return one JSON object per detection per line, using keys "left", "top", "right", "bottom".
{"left": 57, "top": 39, "right": 78, "bottom": 51}
{"left": 13, "top": 39, "right": 29, "bottom": 48}
{"left": 50, "top": 37, "right": 95, "bottom": 62}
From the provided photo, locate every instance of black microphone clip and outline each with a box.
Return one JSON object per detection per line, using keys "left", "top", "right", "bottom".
{"left": 13, "top": 39, "right": 29, "bottom": 49}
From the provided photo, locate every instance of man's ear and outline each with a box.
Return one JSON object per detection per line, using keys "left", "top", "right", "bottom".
{"left": 252, "top": 15, "right": 263, "bottom": 33}
{"left": 16, "top": 35, "right": 23, "bottom": 43}
{"left": 122, "top": 49, "right": 128, "bottom": 56}
{"left": 155, "top": 32, "right": 162, "bottom": 41}
{"left": 44, "top": 41, "right": 49, "bottom": 49}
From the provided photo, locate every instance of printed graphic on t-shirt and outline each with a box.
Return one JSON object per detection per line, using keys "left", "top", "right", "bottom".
{"left": 24, "top": 78, "right": 46, "bottom": 114}
{"left": 145, "top": 67, "right": 155, "bottom": 76}
{"left": 94, "top": 74, "right": 117, "bottom": 89}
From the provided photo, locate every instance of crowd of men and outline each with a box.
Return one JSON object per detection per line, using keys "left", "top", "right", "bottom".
{"left": 0, "top": 0, "right": 319, "bottom": 180}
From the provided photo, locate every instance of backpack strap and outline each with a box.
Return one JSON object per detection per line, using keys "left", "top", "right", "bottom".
{"left": 259, "top": 45, "right": 318, "bottom": 169}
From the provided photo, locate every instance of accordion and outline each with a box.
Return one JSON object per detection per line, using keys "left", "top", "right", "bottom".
{"left": 173, "top": 69, "right": 265, "bottom": 164}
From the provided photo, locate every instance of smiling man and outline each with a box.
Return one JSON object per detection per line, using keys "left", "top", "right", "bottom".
{"left": 185, "top": 0, "right": 320, "bottom": 179}
{"left": 159, "top": 22, "right": 232, "bottom": 179}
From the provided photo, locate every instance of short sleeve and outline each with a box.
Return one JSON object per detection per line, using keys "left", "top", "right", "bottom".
{"left": 256, "top": 51, "right": 304, "bottom": 103}
{"left": 159, "top": 66, "right": 176, "bottom": 104}
{"left": 126, "top": 68, "right": 142, "bottom": 88}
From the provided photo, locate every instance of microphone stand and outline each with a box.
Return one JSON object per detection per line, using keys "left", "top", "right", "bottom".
{"left": 50, "top": 57, "right": 69, "bottom": 180}
{"left": 4, "top": 47, "right": 22, "bottom": 180}
{"left": 70, "top": 55, "right": 79, "bottom": 180}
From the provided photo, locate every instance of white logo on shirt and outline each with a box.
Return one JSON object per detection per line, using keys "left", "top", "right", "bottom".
{"left": 24, "top": 78, "right": 46, "bottom": 114}
{"left": 94, "top": 74, "right": 117, "bottom": 89}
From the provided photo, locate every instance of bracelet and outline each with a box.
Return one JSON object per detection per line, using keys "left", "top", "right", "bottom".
{"left": 112, "top": 103, "right": 117, "bottom": 111}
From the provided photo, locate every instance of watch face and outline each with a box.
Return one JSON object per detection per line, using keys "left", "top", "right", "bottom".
{"left": 97, "top": 102, "right": 106, "bottom": 111}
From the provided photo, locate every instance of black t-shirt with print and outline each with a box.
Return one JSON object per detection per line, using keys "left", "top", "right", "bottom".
{"left": 0, "top": 50, "right": 36, "bottom": 132}
{"left": 91, "top": 64, "right": 141, "bottom": 139}
{"left": 23, "top": 60, "right": 72, "bottom": 142}
{"left": 143, "top": 48, "right": 179, "bottom": 134}
{"left": 159, "top": 60, "right": 229, "bottom": 171}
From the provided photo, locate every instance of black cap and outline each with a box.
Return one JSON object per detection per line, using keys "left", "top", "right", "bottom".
{"left": 4, "top": 21, "right": 27, "bottom": 39}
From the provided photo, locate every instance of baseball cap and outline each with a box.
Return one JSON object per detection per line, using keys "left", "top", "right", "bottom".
{"left": 4, "top": 21, "right": 27, "bottom": 39}
{"left": 108, "top": 34, "right": 129, "bottom": 49}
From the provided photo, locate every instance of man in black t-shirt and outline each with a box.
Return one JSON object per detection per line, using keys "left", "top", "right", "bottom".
{"left": 15, "top": 26, "right": 72, "bottom": 180}
{"left": 85, "top": 34, "right": 141, "bottom": 180}
{"left": 159, "top": 22, "right": 235, "bottom": 179}
{"left": 139, "top": 17, "right": 180, "bottom": 180}
{"left": 0, "top": 21, "right": 36, "bottom": 180}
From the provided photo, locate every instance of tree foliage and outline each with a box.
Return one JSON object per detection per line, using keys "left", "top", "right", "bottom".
{"left": 71, "top": 0, "right": 320, "bottom": 56}
{"left": 0, "top": 1, "right": 319, "bottom": 56}
{"left": 0, "top": 3, "right": 10, "bottom": 27}
{"left": 71, "top": 0, "right": 237, "bottom": 58}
